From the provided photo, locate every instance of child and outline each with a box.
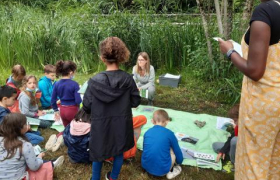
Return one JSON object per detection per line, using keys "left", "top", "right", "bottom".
{"left": 18, "top": 75, "right": 52, "bottom": 128}
{"left": 0, "top": 113, "right": 64, "bottom": 180}
{"left": 6, "top": 64, "right": 26, "bottom": 113}
{"left": 0, "top": 85, "right": 44, "bottom": 145}
{"left": 83, "top": 37, "right": 141, "bottom": 180}
{"left": 63, "top": 107, "right": 147, "bottom": 164}
{"left": 212, "top": 104, "right": 239, "bottom": 172}
{"left": 63, "top": 108, "right": 91, "bottom": 164}
{"left": 51, "top": 60, "right": 81, "bottom": 127}
{"left": 0, "top": 85, "right": 17, "bottom": 123}
{"left": 38, "top": 64, "right": 56, "bottom": 109}
{"left": 141, "top": 109, "right": 183, "bottom": 179}
{"left": 48, "top": 60, "right": 81, "bottom": 152}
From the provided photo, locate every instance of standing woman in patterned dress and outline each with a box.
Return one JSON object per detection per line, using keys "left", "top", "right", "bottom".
{"left": 218, "top": 0, "right": 280, "bottom": 179}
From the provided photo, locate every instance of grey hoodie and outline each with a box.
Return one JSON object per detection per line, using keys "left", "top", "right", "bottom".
{"left": 18, "top": 91, "right": 38, "bottom": 117}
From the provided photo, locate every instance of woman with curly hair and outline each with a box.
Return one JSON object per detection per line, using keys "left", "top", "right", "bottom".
{"left": 83, "top": 37, "right": 141, "bottom": 180}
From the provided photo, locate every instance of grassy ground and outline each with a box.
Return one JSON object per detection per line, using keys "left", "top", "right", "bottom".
{"left": 1, "top": 68, "right": 234, "bottom": 180}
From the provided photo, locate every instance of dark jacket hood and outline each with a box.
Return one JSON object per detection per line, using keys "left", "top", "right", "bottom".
{"left": 88, "top": 71, "right": 133, "bottom": 103}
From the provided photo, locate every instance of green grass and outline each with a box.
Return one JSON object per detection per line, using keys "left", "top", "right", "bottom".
{"left": 0, "top": 68, "right": 235, "bottom": 180}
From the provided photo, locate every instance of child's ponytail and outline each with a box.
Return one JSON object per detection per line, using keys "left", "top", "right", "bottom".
{"left": 55, "top": 60, "right": 65, "bottom": 77}
{"left": 55, "top": 60, "right": 77, "bottom": 77}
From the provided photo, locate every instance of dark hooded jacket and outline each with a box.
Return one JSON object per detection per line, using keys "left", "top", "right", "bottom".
{"left": 63, "top": 124, "right": 91, "bottom": 163}
{"left": 0, "top": 106, "right": 11, "bottom": 124}
{"left": 83, "top": 70, "right": 141, "bottom": 161}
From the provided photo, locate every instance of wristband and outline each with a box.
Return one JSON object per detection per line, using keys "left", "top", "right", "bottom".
{"left": 226, "top": 49, "right": 237, "bottom": 60}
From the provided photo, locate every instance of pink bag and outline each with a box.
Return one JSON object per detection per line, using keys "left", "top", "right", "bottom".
{"left": 27, "top": 162, "right": 53, "bottom": 180}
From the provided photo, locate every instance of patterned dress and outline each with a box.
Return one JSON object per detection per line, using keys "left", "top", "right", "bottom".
{"left": 235, "top": 37, "right": 280, "bottom": 180}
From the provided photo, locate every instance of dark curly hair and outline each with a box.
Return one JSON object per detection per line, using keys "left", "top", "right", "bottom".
{"left": 99, "top": 37, "right": 130, "bottom": 64}
{"left": 55, "top": 60, "right": 77, "bottom": 76}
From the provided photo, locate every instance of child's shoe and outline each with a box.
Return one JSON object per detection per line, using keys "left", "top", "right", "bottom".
{"left": 52, "top": 135, "right": 64, "bottom": 152}
{"left": 53, "top": 156, "right": 64, "bottom": 168}
{"left": 166, "top": 165, "right": 182, "bottom": 179}
{"left": 105, "top": 172, "right": 113, "bottom": 180}
{"left": 222, "top": 161, "right": 234, "bottom": 173}
{"left": 45, "top": 134, "right": 57, "bottom": 150}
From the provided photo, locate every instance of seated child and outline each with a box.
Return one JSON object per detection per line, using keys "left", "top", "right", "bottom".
{"left": 18, "top": 75, "right": 52, "bottom": 128}
{"left": 46, "top": 61, "right": 81, "bottom": 152}
{"left": 212, "top": 104, "right": 239, "bottom": 172}
{"left": 61, "top": 108, "right": 147, "bottom": 164}
{"left": 6, "top": 64, "right": 26, "bottom": 113}
{"left": 63, "top": 108, "right": 91, "bottom": 163}
{"left": 0, "top": 85, "right": 17, "bottom": 123}
{"left": 141, "top": 109, "right": 183, "bottom": 179}
{"left": 0, "top": 113, "right": 64, "bottom": 180}
{"left": 0, "top": 85, "right": 44, "bottom": 145}
{"left": 38, "top": 64, "right": 56, "bottom": 109}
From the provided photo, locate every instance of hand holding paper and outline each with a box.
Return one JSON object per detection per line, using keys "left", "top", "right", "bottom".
{"left": 214, "top": 37, "right": 243, "bottom": 57}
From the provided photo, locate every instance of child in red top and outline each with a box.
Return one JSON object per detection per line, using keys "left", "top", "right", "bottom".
{"left": 6, "top": 64, "right": 26, "bottom": 112}
{"left": 212, "top": 104, "right": 239, "bottom": 171}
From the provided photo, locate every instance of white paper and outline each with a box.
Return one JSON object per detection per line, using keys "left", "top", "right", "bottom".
{"left": 140, "top": 89, "right": 148, "bottom": 99}
{"left": 232, "top": 41, "right": 243, "bottom": 57}
{"left": 175, "top": 132, "right": 189, "bottom": 141}
{"left": 39, "top": 113, "right": 55, "bottom": 121}
{"left": 213, "top": 37, "right": 243, "bottom": 57}
{"left": 197, "top": 159, "right": 220, "bottom": 167}
{"left": 213, "top": 37, "right": 220, "bottom": 41}
{"left": 33, "top": 145, "right": 42, "bottom": 156}
{"left": 164, "top": 73, "right": 181, "bottom": 79}
{"left": 194, "top": 152, "right": 215, "bottom": 161}
{"left": 180, "top": 147, "right": 195, "bottom": 160}
{"left": 53, "top": 119, "right": 63, "bottom": 126}
{"left": 27, "top": 117, "right": 40, "bottom": 125}
{"left": 216, "top": 117, "right": 234, "bottom": 130}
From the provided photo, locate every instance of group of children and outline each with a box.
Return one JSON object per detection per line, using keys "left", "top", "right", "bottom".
{"left": 0, "top": 36, "right": 238, "bottom": 180}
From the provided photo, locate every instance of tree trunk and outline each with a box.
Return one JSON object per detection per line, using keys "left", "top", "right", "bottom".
{"left": 224, "top": 0, "right": 233, "bottom": 39}
{"left": 195, "top": 0, "right": 213, "bottom": 63}
{"left": 240, "top": 0, "right": 254, "bottom": 32}
{"left": 214, "top": 0, "right": 224, "bottom": 36}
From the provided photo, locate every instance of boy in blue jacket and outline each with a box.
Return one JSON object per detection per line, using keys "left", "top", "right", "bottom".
{"left": 38, "top": 65, "right": 56, "bottom": 109}
{"left": 141, "top": 109, "right": 183, "bottom": 179}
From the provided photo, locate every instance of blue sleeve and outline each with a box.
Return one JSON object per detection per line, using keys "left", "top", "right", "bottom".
{"left": 74, "top": 82, "right": 82, "bottom": 105}
{"left": 38, "top": 80, "right": 51, "bottom": 104}
{"left": 51, "top": 84, "right": 58, "bottom": 111}
{"left": 170, "top": 132, "right": 183, "bottom": 164}
{"left": 0, "top": 111, "right": 8, "bottom": 124}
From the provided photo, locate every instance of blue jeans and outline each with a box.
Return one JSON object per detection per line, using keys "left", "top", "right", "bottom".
{"left": 25, "top": 131, "right": 44, "bottom": 145}
{"left": 92, "top": 154, "right": 123, "bottom": 180}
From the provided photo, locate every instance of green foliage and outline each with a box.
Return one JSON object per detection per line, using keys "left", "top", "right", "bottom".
{"left": 0, "top": 0, "right": 247, "bottom": 103}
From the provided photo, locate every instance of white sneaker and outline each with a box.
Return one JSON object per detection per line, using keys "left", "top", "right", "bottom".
{"left": 166, "top": 165, "right": 182, "bottom": 179}
{"left": 52, "top": 135, "right": 64, "bottom": 152}
{"left": 53, "top": 156, "right": 64, "bottom": 168}
{"left": 45, "top": 134, "right": 57, "bottom": 150}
